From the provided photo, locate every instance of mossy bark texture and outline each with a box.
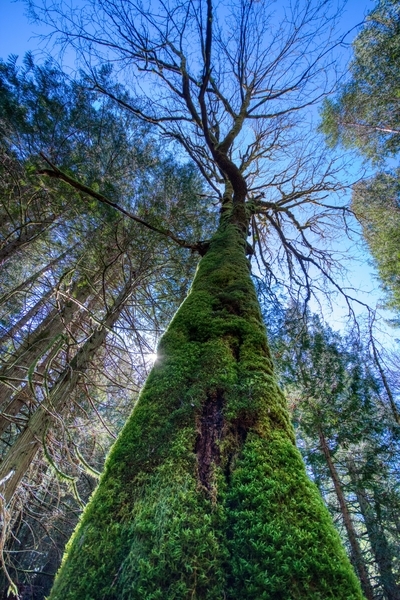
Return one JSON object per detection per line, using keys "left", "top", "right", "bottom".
{"left": 49, "top": 224, "right": 364, "bottom": 599}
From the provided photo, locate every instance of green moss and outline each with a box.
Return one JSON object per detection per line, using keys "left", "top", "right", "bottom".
{"left": 49, "top": 224, "right": 364, "bottom": 599}
{"left": 226, "top": 433, "right": 362, "bottom": 599}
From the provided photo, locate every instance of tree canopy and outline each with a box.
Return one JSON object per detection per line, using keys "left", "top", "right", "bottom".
{"left": 27, "top": 0, "right": 357, "bottom": 306}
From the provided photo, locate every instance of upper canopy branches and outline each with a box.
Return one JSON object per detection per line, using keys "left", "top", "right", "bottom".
{"left": 27, "top": 0, "right": 362, "bottom": 308}
{"left": 31, "top": 0, "right": 342, "bottom": 194}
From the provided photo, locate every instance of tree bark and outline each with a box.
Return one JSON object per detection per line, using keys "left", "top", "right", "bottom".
{"left": 0, "top": 278, "right": 135, "bottom": 504}
{"left": 370, "top": 338, "right": 400, "bottom": 425}
{"left": 0, "top": 358, "right": 51, "bottom": 441}
{"left": 48, "top": 223, "right": 364, "bottom": 600}
{"left": 318, "top": 426, "right": 374, "bottom": 600}
{"left": 0, "top": 286, "right": 105, "bottom": 438}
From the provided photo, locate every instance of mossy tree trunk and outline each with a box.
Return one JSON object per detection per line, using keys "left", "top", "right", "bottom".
{"left": 49, "top": 214, "right": 364, "bottom": 599}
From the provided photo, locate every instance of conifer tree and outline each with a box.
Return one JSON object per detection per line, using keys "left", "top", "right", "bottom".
{"left": 319, "top": 0, "right": 400, "bottom": 321}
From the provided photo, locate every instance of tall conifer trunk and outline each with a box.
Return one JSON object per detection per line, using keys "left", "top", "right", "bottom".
{"left": 49, "top": 219, "right": 364, "bottom": 599}
{"left": 318, "top": 427, "right": 374, "bottom": 600}
{"left": 0, "top": 276, "right": 135, "bottom": 503}
{"left": 0, "top": 217, "right": 58, "bottom": 267}
{"left": 347, "top": 459, "right": 400, "bottom": 600}
{"left": 0, "top": 278, "right": 92, "bottom": 415}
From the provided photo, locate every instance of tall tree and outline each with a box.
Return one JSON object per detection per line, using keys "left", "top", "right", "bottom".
{"left": 347, "top": 459, "right": 400, "bottom": 600}
{"left": 319, "top": 0, "right": 400, "bottom": 319}
{"left": 0, "top": 269, "right": 139, "bottom": 504}
{"left": 17, "top": 0, "right": 376, "bottom": 597}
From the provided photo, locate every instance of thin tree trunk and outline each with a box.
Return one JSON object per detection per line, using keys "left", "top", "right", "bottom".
{"left": 0, "top": 385, "right": 32, "bottom": 442}
{"left": 0, "top": 280, "right": 92, "bottom": 412}
{"left": 0, "top": 218, "right": 57, "bottom": 267}
{"left": 370, "top": 337, "right": 400, "bottom": 425}
{"left": 0, "top": 277, "right": 135, "bottom": 504}
{"left": 0, "top": 307, "right": 59, "bottom": 400}
{"left": 49, "top": 223, "right": 364, "bottom": 600}
{"left": 318, "top": 426, "right": 374, "bottom": 600}
{"left": 0, "top": 286, "right": 106, "bottom": 438}
{"left": 0, "top": 257, "right": 131, "bottom": 436}
{"left": 0, "top": 247, "right": 71, "bottom": 306}
{"left": 0, "top": 288, "right": 53, "bottom": 349}
{"left": 348, "top": 460, "right": 400, "bottom": 600}
{"left": 0, "top": 358, "right": 52, "bottom": 441}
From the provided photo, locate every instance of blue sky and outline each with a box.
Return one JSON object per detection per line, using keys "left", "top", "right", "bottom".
{"left": 0, "top": 0, "right": 43, "bottom": 60}
{"left": 0, "top": 0, "right": 373, "bottom": 64}
{"left": 0, "top": 0, "right": 397, "bottom": 337}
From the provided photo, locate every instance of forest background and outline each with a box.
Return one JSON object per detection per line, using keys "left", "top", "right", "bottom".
{"left": 0, "top": 0, "right": 399, "bottom": 598}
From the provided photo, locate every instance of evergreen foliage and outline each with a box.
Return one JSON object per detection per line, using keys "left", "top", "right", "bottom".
{"left": 319, "top": 0, "right": 400, "bottom": 338}
{"left": 320, "top": 0, "right": 400, "bottom": 161}
{"left": 352, "top": 171, "right": 400, "bottom": 315}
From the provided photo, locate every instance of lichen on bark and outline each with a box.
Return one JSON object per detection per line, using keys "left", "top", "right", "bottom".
{"left": 49, "top": 223, "right": 364, "bottom": 599}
